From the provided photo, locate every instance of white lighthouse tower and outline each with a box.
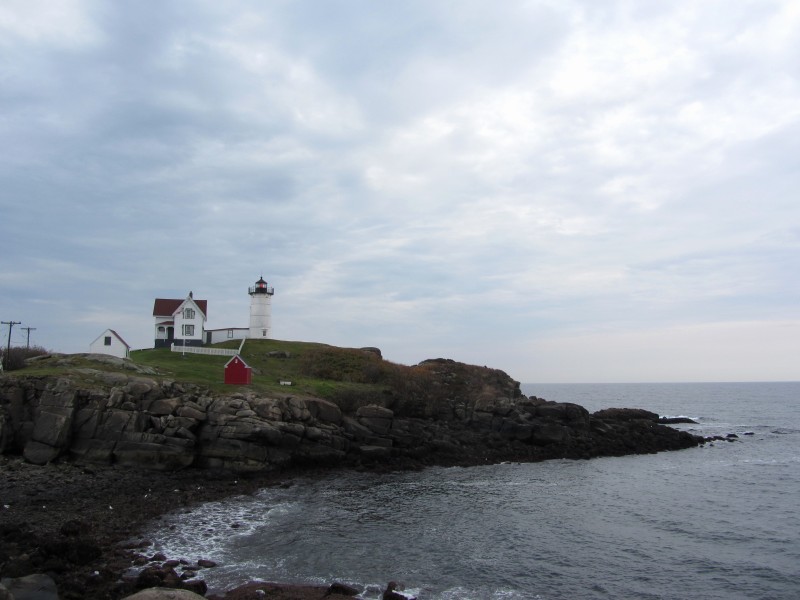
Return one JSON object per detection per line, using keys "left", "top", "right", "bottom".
{"left": 248, "top": 276, "right": 275, "bottom": 338}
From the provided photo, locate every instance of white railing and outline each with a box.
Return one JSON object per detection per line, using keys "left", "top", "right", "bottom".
{"left": 170, "top": 344, "right": 238, "bottom": 357}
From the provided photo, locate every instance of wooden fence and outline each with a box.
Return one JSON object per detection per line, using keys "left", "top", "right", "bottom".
{"left": 170, "top": 344, "right": 238, "bottom": 357}
{"left": 169, "top": 338, "right": 246, "bottom": 357}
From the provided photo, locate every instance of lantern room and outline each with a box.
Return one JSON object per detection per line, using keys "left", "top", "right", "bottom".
{"left": 248, "top": 276, "right": 274, "bottom": 296}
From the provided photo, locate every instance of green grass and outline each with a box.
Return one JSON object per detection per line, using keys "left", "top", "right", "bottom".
{"left": 7, "top": 339, "right": 519, "bottom": 417}
{"left": 130, "top": 348, "right": 233, "bottom": 391}
{"left": 5, "top": 354, "right": 142, "bottom": 379}
{"left": 5, "top": 339, "right": 399, "bottom": 403}
{"left": 128, "top": 339, "right": 395, "bottom": 398}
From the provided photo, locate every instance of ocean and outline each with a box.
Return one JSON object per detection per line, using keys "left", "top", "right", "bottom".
{"left": 146, "top": 382, "right": 800, "bottom": 599}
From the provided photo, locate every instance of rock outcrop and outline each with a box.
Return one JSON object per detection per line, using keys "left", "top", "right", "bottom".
{"left": 0, "top": 356, "right": 702, "bottom": 473}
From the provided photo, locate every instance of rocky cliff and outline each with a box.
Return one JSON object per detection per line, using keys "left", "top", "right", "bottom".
{"left": 0, "top": 354, "right": 701, "bottom": 473}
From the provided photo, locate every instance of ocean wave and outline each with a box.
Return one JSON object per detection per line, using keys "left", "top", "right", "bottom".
{"left": 661, "top": 414, "right": 701, "bottom": 421}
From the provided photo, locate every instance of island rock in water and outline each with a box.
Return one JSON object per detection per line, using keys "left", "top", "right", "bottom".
{"left": 0, "top": 354, "right": 701, "bottom": 472}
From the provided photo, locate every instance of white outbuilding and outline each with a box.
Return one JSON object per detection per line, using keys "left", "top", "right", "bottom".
{"left": 89, "top": 329, "right": 131, "bottom": 359}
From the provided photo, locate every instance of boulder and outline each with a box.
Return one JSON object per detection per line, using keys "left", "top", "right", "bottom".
{"left": 356, "top": 405, "right": 394, "bottom": 420}
{"left": 469, "top": 410, "right": 494, "bottom": 430}
{"left": 113, "top": 441, "right": 195, "bottom": 470}
{"left": 124, "top": 378, "right": 161, "bottom": 402}
{"left": 196, "top": 559, "right": 217, "bottom": 568}
{"left": 328, "top": 581, "right": 360, "bottom": 596}
{"left": 502, "top": 421, "right": 533, "bottom": 441}
{"left": 69, "top": 438, "right": 116, "bottom": 463}
{"left": 122, "top": 589, "right": 207, "bottom": 600}
{"left": 0, "top": 574, "right": 59, "bottom": 600}
{"left": 658, "top": 416, "right": 698, "bottom": 424}
{"left": 535, "top": 402, "right": 589, "bottom": 423}
{"left": 148, "top": 398, "right": 183, "bottom": 416}
{"left": 217, "top": 420, "right": 284, "bottom": 445}
{"left": 292, "top": 443, "right": 347, "bottom": 465}
{"left": 531, "top": 424, "right": 567, "bottom": 445}
{"left": 175, "top": 405, "right": 206, "bottom": 421}
{"left": 593, "top": 408, "right": 659, "bottom": 422}
{"left": 342, "top": 415, "right": 376, "bottom": 440}
{"left": 356, "top": 405, "right": 394, "bottom": 435}
{"left": 22, "top": 389, "right": 78, "bottom": 464}
{"left": 359, "top": 445, "right": 391, "bottom": 459}
{"left": 22, "top": 440, "right": 62, "bottom": 465}
{"left": 383, "top": 581, "right": 416, "bottom": 600}
{"left": 306, "top": 397, "right": 343, "bottom": 425}
{"left": 287, "top": 397, "right": 311, "bottom": 421}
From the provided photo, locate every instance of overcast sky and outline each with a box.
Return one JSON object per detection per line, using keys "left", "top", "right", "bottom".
{"left": 1, "top": 1, "right": 798, "bottom": 383}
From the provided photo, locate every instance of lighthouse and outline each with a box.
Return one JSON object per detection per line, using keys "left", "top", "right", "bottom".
{"left": 248, "top": 276, "right": 275, "bottom": 338}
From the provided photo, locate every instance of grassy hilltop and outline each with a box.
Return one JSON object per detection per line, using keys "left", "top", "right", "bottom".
{"left": 12, "top": 339, "right": 522, "bottom": 418}
{"left": 131, "top": 339, "right": 407, "bottom": 400}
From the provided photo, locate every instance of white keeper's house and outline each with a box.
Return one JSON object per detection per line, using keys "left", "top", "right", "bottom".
{"left": 152, "top": 292, "right": 208, "bottom": 348}
{"left": 153, "top": 276, "right": 275, "bottom": 348}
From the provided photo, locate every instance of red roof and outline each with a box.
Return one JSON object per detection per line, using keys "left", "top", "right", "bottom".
{"left": 153, "top": 298, "right": 208, "bottom": 318}
{"left": 108, "top": 329, "right": 131, "bottom": 349}
{"left": 92, "top": 329, "right": 131, "bottom": 348}
{"left": 224, "top": 355, "right": 251, "bottom": 368}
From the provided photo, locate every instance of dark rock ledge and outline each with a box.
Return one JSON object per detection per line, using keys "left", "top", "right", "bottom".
{"left": 1, "top": 356, "right": 704, "bottom": 599}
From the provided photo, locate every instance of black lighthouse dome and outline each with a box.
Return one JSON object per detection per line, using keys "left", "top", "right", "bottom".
{"left": 248, "top": 276, "right": 274, "bottom": 296}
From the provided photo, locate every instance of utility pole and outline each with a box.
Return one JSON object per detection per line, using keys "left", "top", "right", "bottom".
{"left": 21, "top": 326, "right": 36, "bottom": 348}
{"left": 2, "top": 321, "right": 21, "bottom": 370}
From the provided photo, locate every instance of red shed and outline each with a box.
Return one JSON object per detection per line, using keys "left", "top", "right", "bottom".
{"left": 224, "top": 355, "right": 252, "bottom": 385}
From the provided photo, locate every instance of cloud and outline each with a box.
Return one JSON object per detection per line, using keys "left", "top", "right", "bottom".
{"left": 513, "top": 320, "right": 800, "bottom": 383}
{"left": 0, "top": 0, "right": 103, "bottom": 48}
{"left": 1, "top": 0, "right": 798, "bottom": 382}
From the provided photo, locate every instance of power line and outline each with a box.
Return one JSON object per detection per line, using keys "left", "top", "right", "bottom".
{"left": 21, "top": 327, "right": 37, "bottom": 348}
{"left": 2, "top": 321, "right": 21, "bottom": 370}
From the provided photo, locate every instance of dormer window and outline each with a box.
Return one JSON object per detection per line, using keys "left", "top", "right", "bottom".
{"left": 184, "top": 308, "right": 195, "bottom": 319}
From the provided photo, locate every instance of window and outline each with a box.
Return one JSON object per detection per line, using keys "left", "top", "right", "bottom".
{"left": 183, "top": 324, "right": 195, "bottom": 336}
{"left": 184, "top": 308, "right": 195, "bottom": 319}
{"left": 104, "top": 336, "right": 112, "bottom": 346}
{"left": 227, "top": 329, "right": 234, "bottom": 338}
{"left": 262, "top": 329, "right": 267, "bottom": 336}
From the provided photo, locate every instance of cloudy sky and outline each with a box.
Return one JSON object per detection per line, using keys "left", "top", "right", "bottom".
{"left": 1, "top": 0, "right": 798, "bottom": 383}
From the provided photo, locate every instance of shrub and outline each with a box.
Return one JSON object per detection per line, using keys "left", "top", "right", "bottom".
{"left": 298, "top": 347, "right": 386, "bottom": 383}
{"left": 1, "top": 345, "right": 49, "bottom": 371}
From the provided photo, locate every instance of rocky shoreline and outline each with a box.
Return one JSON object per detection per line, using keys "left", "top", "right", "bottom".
{"left": 1, "top": 354, "right": 706, "bottom": 599}
{"left": 1, "top": 454, "right": 373, "bottom": 599}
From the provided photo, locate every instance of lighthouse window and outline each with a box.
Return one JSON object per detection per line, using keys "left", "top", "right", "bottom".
{"left": 183, "top": 324, "right": 195, "bottom": 336}
{"left": 262, "top": 329, "right": 267, "bottom": 336}
{"left": 184, "top": 308, "right": 195, "bottom": 319}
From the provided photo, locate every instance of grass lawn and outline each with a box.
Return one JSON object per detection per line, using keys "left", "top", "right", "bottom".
{"left": 130, "top": 338, "right": 392, "bottom": 400}
{"left": 6, "top": 339, "right": 409, "bottom": 408}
